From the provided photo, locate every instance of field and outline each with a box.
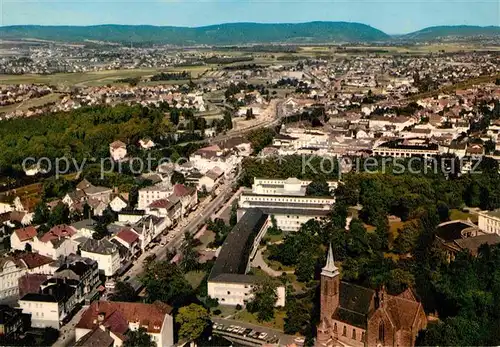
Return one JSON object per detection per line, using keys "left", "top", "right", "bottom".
{"left": 0, "top": 93, "right": 61, "bottom": 113}
{"left": 0, "top": 65, "right": 211, "bottom": 87}
{"left": 450, "top": 209, "right": 478, "bottom": 223}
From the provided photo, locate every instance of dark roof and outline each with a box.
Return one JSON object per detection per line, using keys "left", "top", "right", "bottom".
{"left": 21, "top": 280, "right": 76, "bottom": 303}
{"left": 333, "top": 281, "right": 375, "bottom": 329}
{"left": 436, "top": 221, "right": 475, "bottom": 241}
{"left": 75, "top": 327, "right": 115, "bottom": 347}
{"left": 209, "top": 209, "right": 268, "bottom": 281}
{"left": 454, "top": 234, "right": 500, "bottom": 255}
{"left": 80, "top": 238, "right": 117, "bottom": 255}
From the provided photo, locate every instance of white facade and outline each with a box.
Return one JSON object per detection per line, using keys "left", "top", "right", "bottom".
{"left": 478, "top": 210, "right": 500, "bottom": 235}
{"left": 109, "top": 196, "right": 128, "bottom": 212}
{"left": 0, "top": 202, "right": 12, "bottom": 214}
{"left": 138, "top": 185, "right": 172, "bottom": 210}
{"left": 207, "top": 281, "right": 286, "bottom": 307}
{"left": 80, "top": 249, "right": 120, "bottom": 277}
{"left": 32, "top": 238, "right": 79, "bottom": 260}
{"left": 19, "top": 300, "right": 60, "bottom": 329}
{"left": 0, "top": 259, "right": 24, "bottom": 300}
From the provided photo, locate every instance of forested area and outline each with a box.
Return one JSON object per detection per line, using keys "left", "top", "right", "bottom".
{"left": 0, "top": 104, "right": 169, "bottom": 174}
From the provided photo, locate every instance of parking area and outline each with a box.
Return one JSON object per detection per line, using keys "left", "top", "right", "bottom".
{"left": 212, "top": 322, "right": 280, "bottom": 345}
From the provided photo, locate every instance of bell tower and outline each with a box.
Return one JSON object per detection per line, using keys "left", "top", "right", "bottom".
{"left": 320, "top": 244, "right": 340, "bottom": 322}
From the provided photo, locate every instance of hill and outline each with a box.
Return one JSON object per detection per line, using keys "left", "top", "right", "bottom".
{"left": 402, "top": 25, "right": 500, "bottom": 41}
{"left": 0, "top": 22, "right": 390, "bottom": 45}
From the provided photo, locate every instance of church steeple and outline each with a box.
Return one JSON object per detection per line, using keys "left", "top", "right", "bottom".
{"left": 321, "top": 244, "right": 339, "bottom": 278}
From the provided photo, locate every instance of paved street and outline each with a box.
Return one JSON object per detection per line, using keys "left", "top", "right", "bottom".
{"left": 53, "top": 305, "right": 87, "bottom": 347}
{"left": 124, "top": 180, "right": 236, "bottom": 283}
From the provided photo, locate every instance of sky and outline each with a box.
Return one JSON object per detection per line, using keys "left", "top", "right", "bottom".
{"left": 0, "top": 0, "right": 499, "bottom": 34}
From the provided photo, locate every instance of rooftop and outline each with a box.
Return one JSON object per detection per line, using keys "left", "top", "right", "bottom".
{"left": 209, "top": 209, "right": 268, "bottom": 282}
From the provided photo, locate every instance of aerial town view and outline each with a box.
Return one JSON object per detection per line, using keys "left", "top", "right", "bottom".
{"left": 0, "top": 0, "right": 499, "bottom": 346}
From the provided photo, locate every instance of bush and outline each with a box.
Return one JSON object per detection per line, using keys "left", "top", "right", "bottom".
{"left": 235, "top": 304, "right": 242, "bottom": 311}
{"left": 213, "top": 309, "right": 222, "bottom": 315}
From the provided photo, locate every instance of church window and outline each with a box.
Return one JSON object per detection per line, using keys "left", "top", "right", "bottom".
{"left": 333, "top": 323, "right": 337, "bottom": 332}
{"left": 379, "top": 322, "right": 385, "bottom": 343}
{"left": 352, "top": 329, "right": 356, "bottom": 340}
{"left": 342, "top": 326, "right": 347, "bottom": 336}
{"left": 361, "top": 332, "right": 365, "bottom": 342}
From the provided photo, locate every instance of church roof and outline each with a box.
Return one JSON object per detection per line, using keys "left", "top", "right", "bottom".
{"left": 333, "top": 281, "right": 375, "bottom": 329}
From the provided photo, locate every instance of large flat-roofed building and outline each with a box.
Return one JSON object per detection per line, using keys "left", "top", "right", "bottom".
{"left": 207, "top": 209, "right": 285, "bottom": 307}
{"left": 373, "top": 138, "right": 440, "bottom": 158}
{"left": 239, "top": 177, "right": 336, "bottom": 231}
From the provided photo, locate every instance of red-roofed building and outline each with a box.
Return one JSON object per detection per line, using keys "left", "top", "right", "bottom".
{"left": 11, "top": 226, "right": 37, "bottom": 251}
{"left": 32, "top": 225, "right": 79, "bottom": 260}
{"left": 173, "top": 184, "right": 198, "bottom": 215}
{"left": 75, "top": 301, "right": 174, "bottom": 347}
{"left": 113, "top": 229, "right": 140, "bottom": 256}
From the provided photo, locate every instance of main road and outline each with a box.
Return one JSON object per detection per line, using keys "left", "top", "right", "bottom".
{"left": 124, "top": 180, "right": 236, "bottom": 283}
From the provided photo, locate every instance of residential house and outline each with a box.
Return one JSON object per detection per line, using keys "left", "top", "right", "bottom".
{"left": 172, "top": 184, "right": 198, "bottom": 215}
{"left": 52, "top": 257, "right": 100, "bottom": 303}
{"left": 19, "top": 278, "right": 79, "bottom": 329}
{"left": 32, "top": 225, "right": 79, "bottom": 260}
{"left": 138, "top": 184, "right": 172, "bottom": 210}
{"left": 110, "top": 141, "right": 127, "bottom": 161}
{"left": 10, "top": 226, "right": 37, "bottom": 251}
{"left": 75, "top": 301, "right": 174, "bottom": 347}
{"left": 198, "top": 167, "right": 224, "bottom": 192}
{"left": 112, "top": 228, "right": 140, "bottom": 257}
{"left": 109, "top": 195, "right": 128, "bottom": 213}
{"left": 0, "top": 305, "right": 27, "bottom": 338}
{"left": 0, "top": 253, "right": 54, "bottom": 300}
{"left": 80, "top": 238, "right": 121, "bottom": 277}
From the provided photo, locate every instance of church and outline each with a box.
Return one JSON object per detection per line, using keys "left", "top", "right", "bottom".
{"left": 316, "top": 246, "right": 427, "bottom": 347}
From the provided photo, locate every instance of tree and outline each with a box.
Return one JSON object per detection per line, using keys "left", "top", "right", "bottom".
{"left": 229, "top": 202, "right": 238, "bottom": 227}
{"left": 141, "top": 260, "right": 194, "bottom": 308}
{"left": 176, "top": 303, "right": 211, "bottom": 342}
{"left": 223, "top": 110, "right": 233, "bottom": 130}
{"left": 32, "top": 202, "right": 50, "bottom": 225}
{"left": 110, "top": 281, "right": 136, "bottom": 302}
{"left": 47, "top": 203, "right": 70, "bottom": 227}
{"left": 180, "top": 232, "right": 199, "bottom": 272}
{"left": 295, "top": 251, "right": 316, "bottom": 282}
{"left": 124, "top": 327, "right": 155, "bottom": 347}
{"left": 171, "top": 171, "right": 186, "bottom": 185}
{"left": 92, "top": 222, "right": 109, "bottom": 240}
{"left": 306, "top": 178, "right": 330, "bottom": 196}
{"left": 247, "top": 278, "right": 278, "bottom": 321}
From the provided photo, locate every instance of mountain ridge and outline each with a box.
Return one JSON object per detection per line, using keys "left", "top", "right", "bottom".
{"left": 0, "top": 22, "right": 498, "bottom": 45}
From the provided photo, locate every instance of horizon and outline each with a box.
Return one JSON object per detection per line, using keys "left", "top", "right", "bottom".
{"left": 1, "top": 0, "right": 498, "bottom": 35}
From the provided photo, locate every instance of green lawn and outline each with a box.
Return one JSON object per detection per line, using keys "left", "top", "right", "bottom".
{"left": 196, "top": 229, "right": 215, "bottom": 250}
{"left": 234, "top": 308, "right": 286, "bottom": 331}
{"left": 262, "top": 248, "right": 295, "bottom": 272}
{"left": 184, "top": 270, "right": 207, "bottom": 290}
{"left": 450, "top": 209, "right": 478, "bottom": 223}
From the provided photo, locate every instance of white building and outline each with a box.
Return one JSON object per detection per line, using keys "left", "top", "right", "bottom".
{"left": 19, "top": 279, "right": 79, "bottom": 329}
{"left": 207, "top": 209, "right": 286, "bottom": 307}
{"left": 478, "top": 209, "right": 500, "bottom": 235}
{"left": 0, "top": 253, "right": 54, "bottom": 300}
{"left": 75, "top": 301, "right": 174, "bottom": 347}
{"left": 138, "top": 184, "right": 172, "bottom": 210}
{"left": 10, "top": 226, "right": 37, "bottom": 251}
{"left": 239, "top": 177, "right": 336, "bottom": 231}
{"left": 0, "top": 202, "right": 12, "bottom": 214}
{"left": 80, "top": 238, "right": 121, "bottom": 277}
{"left": 109, "top": 195, "right": 128, "bottom": 212}
{"left": 109, "top": 140, "right": 127, "bottom": 161}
